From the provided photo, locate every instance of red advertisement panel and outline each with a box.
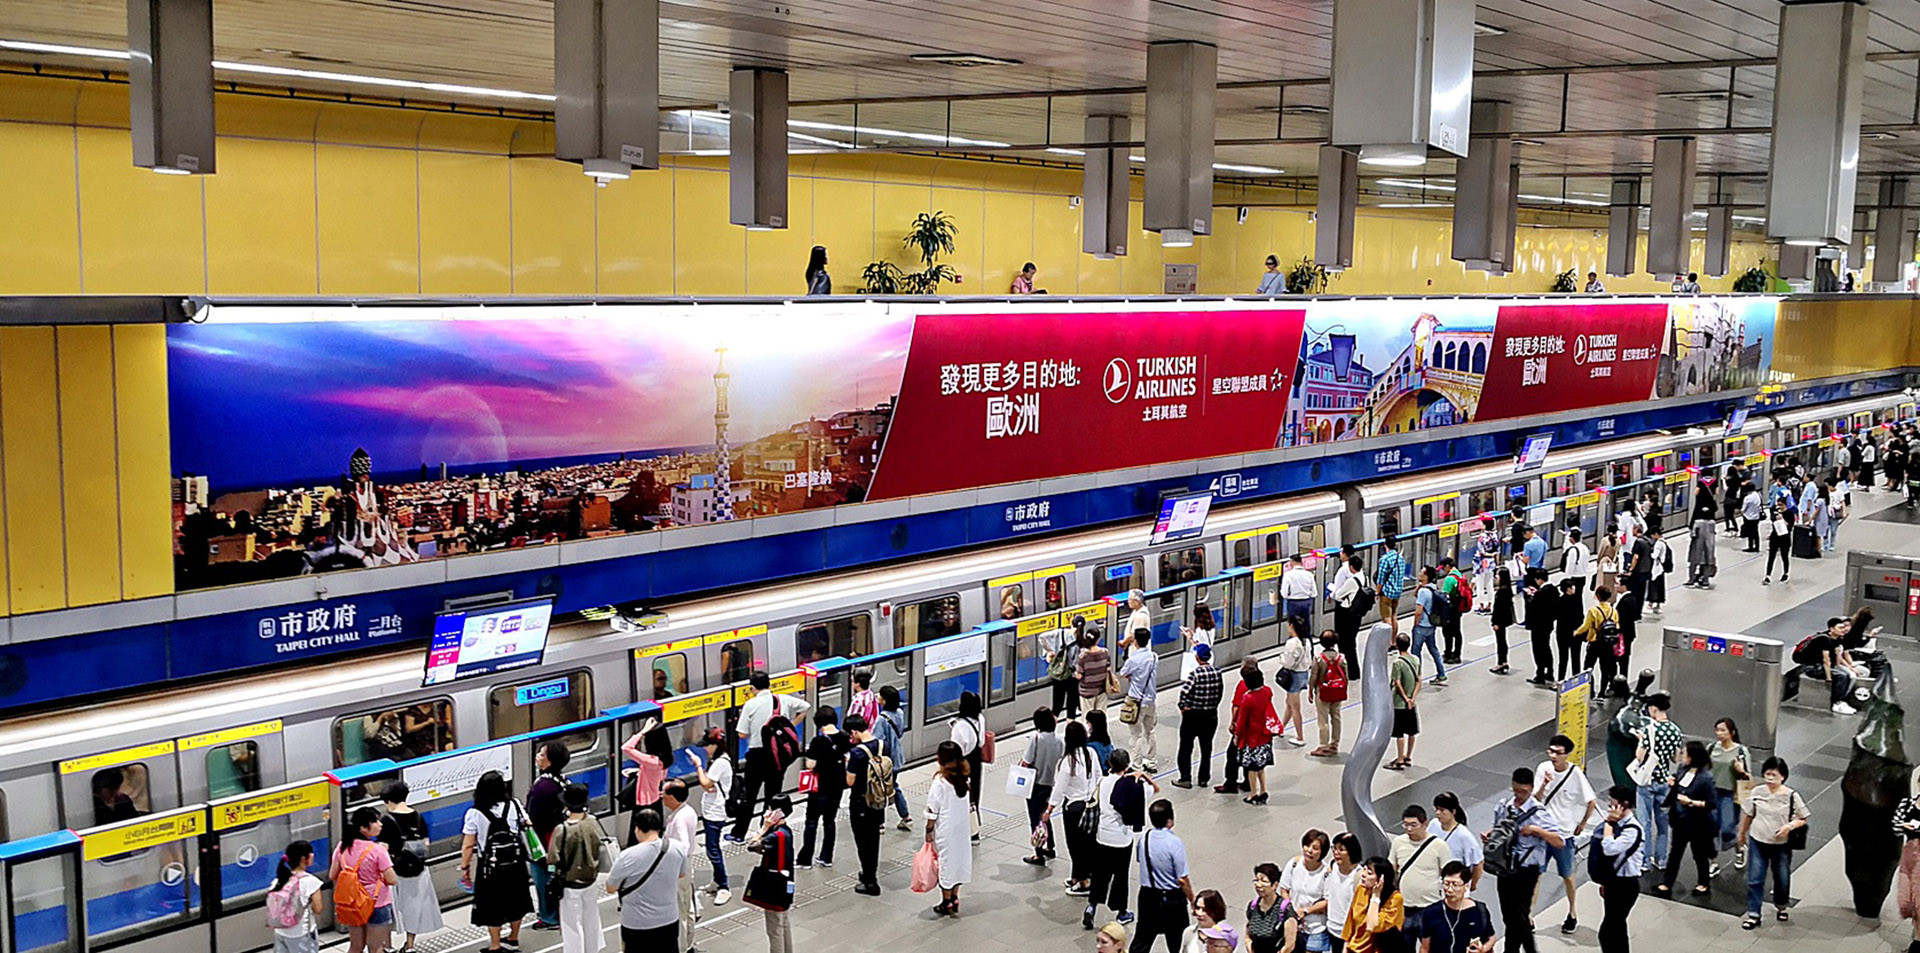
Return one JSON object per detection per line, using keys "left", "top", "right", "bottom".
{"left": 1474, "top": 303, "right": 1671, "bottom": 421}
{"left": 868, "top": 309, "right": 1307, "bottom": 500}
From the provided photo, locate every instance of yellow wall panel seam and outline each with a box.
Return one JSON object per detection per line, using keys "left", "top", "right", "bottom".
{"left": 0, "top": 328, "right": 8, "bottom": 616}
{"left": 71, "top": 124, "right": 83, "bottom": 294}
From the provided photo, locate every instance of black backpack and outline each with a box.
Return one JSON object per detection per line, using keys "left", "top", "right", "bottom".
{"left": 475, "top": 804, "right": 527, "bottom": 883}
{"left": 1482, "top": 804, "right": 1540, "bottom": 878}
{"left": 1422, "top": 583, "right": 1456, "bottom": 629}
{"left": 1587, "top": 821, "right": 1640, "bottom": 885}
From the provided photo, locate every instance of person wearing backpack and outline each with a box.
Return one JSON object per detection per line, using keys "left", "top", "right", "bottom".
{"left": 1052, "top": 618, "right": 1086, "bottom": 718}
{"left": 550, "top": 783, "right": 608, "bottom": 953}
{"left": 1435, "top": 556, "right": 1468, "bottom": 666}
{"left": 1410, "top": 567, "right": 1449, "bottom": 686}
{"left": 1482, "top": 767, "right": 1565, "bottom": 953}
{"left": 330, "top": 806, "right": 398, "bottom": 953}
{"left": 873, "top": 686, "right": 913, "bottom": 830}
{"left": 378, "top": 783, "right": 443, "bottom": 949}
{"left": 459, "top": 770, "right": 534, "bottom": 952}
{"left": 730, "top": 673, "right": 812, "bottom": 840}
{"left": 1330, "top": 554, "right": 1370, "bottom": 685}
{"left": 1575, "top": 586, "right": 1623, "bottom": 692}
{"left": 1592, "top": 785, "right": 1646, "bottom": 953}
{"left": 843, "top": 714, "right": 890, "bottom": 896}
{"left": 267, "top": 839, "right": 323, "bottom": 953}
{"left": 1309, "top": 631, "right": 1347, "bottom": 757}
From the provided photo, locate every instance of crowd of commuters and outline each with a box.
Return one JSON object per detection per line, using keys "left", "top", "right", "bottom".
{"left": 263, "top": 434, "right": 1920, "bottom": 953}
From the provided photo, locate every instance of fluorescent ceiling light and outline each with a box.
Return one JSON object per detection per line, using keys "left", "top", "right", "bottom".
{"left": 1375, "top": 202, "right": 1449, "bottom": 208}
{"left": 1214, "top": 163, "right": 1285, "bottom": 175}
{"left": 1784, "top": 238, "right": 1827, "bottom": 247}
{"left": 1375, "top": 178, "right": 1455, "bottom": 191}
{"left": 581, "top": 159, "right": 629, "bottom": 180}
{"left": 1046, "top": 147, "right": 1086, "bottom": 156}
{"left": 1160, "top": 228, "right": 1195, "bottom": 247}
{"left": 150, "top": 166, "right": 194, "bottom": 175}
{"left": 0, "top": 38, "right": 558, "bottom": 102}
{"left": 1358, "top": 144, "right": 1427, "bottom": 167}
{"left": 1474, "top": 22, "right": 1509, "bottom": 36}
{"left": 786, "top": 118, "right": 1010, "bottom": 148}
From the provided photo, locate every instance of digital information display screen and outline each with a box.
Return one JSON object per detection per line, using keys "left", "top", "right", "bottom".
{"left": 1513, "top": 432, "right": 1554, "bottom": 473}
{"left": 1725, "top": 407, "right": 1750, "bottom": 438}
{"left": 424, "top": 598, "right": 556, "bottom": 687}
{"left": 1151, "top": 492, "right": 1213, "bottom": 545}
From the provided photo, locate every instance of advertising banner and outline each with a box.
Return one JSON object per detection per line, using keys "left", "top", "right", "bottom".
{"left": 165, "top": 298, "right": 1777, "bottom": 593}
{"left": 868, "top": 309, "right": 1307, "bottom": 499}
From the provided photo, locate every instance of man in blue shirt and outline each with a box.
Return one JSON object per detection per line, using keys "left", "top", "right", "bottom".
{"left": 1131, "top": 799, "right": 1195, "bottom": 953}
{"left": 1520, "top": 524, "right": 1548, "bottom": 577}
{"left": 1411, "top": 567, "right": 1449, "bottom": 685}
{"left": 1487, "top": 767, "right": 1566, "bottom": 953}
{"left": 1119, "top": 627, "right": 1160, "bottom": 771}
{"left": 1375, "top": 534, "right": 1409, "bottom": 637}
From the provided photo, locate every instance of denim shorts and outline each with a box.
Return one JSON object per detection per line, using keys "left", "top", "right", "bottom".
{"left": 1548, "top": 840, "right": 1577, "bottom": 877}
{"left": 1280, "top": 668, "right": 1309, "bottom": 693}
{"left": 366, "top": 904, "right": 394, "bottom": 927}
{"left": 1304, "top": 929, "right": 1332, "bottom": 952}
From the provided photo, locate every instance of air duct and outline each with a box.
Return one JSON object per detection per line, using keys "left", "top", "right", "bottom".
{"left": 128, "top": 0, "right": 215, "bottom": 174}
{"left": 1315, "top": 146, "right": 1358, "bottom": 270}
{"left": 1765, "top": 0, "right": 1866, "bottom": 246}
{"left": 1331, "top": 0, "right": 1475, "bottom": 164}
{"left": 1144, "top": 41, "right": 1217, "bottom": 244}
{"left": 1083, "top": 115, "right": 1131, "bottom": 258}
{"left": 729, "top": 68, "right": 788, "bottom": 229}
{"left": 554, "top": 0, "right": 659, "bottom": 179}
{"left": 1647, "top": 137, "right": 1697, "bottom": 278}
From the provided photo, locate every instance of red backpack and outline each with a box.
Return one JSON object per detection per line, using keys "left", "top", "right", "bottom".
{"left": 1317, "top": 653, "right": 1348, "bottom": 703}
{"left": 1451, "top": 570, "right": 1474, "bottom": 613}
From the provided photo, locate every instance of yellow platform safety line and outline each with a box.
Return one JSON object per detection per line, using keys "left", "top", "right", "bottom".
{"left": 61, "top": 740, "right": 175, "bottom": 776}
{"left": 635, "top": 636, "right": 703, "bottom": 659}
{"left": 661, "top": 687, "right": 733, "bottom": 723}
{"left": 82, "top": 808, "right": 204, "bottom": 861}
{"left": 212, "top": 780, "right": 329, "bottom": 831}
{"left": 178, "top": 720, "right": 282, "bottom": 753}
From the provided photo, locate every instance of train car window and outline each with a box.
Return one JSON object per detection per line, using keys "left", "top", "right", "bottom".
{"left": 719, "top": 640, "right": 758, "bottom": 683}
{"left": 1157, "top": 548, "right": 1206, "bottom": 608}
{"left": 1298, "top": 523, "right": 1326, "bottom": 555}
{"left": 650, "top": 654, "right": 689, "bottom": 699}
{"left": 797, "top": 614, "right": 872, "bottom": 663}
{"left": 1230, "top": 538, "right": 1253, "bottom": 568}
{"left": 206, "top": 742, "right": 263, "bottom": 799}
{"left": 1378, "top": 508, "right": 1401, "bottom": 540}
{"left": 897, "top": 594, "right": 963, "bottom": 648}
{"left": 1610, "top": 461, "right": 1633, "bottom": 485}
{"left": 997, "top": 585, "right": 1026, "bottom": 621}
{"left": 1468, "top": 488, "right": 1497, "bottom": 520}
{"left": 1583, "top": 465, "right": 1607, "bottom": 492}
{"left": 1094, "top": 559, "right": 1144, "bottom": 599}
{"left": 489, "top": 671, "right": 596, "bottom": 746}
{"left": 1263, "top": 532, "right": 1283, "bottom": 563}
{"left": 1041, "top": 573, "right": 1068, "bottom": 610}
{"left": 333, "top": 699, "right": 456, "bottom": 768}
{"left": 89, "top": 765, "right": 151, "bottom": 826}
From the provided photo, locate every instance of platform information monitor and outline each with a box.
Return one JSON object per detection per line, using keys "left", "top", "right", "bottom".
{"left": 1513, "top": 432, "right": 1554, "bottom": 473}
{"left": 1151, "top": 492, "right": 1213, "bottom": 545}
{"left": 424, "top": 597, "right": 556, "bottom": 686}
{"left": 1725, "top": 407, "right": 1751, "bottom": 438}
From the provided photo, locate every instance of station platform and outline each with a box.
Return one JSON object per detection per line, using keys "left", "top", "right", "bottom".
{"left": 390, "top": 488, "right": 1920, "bottom": 953}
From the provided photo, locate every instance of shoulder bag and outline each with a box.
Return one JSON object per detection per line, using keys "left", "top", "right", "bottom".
{"left": 1077, "top": 780, "right": 1102, "bottom": 837}
{"left": 1786, "top": 790, "right": 1810, "bottom": 851}
{"left": 744, "top": 830, "right": 796, "bottom": 911}
{"left": 614, "top": 841, "right": 669, "bottom": 908}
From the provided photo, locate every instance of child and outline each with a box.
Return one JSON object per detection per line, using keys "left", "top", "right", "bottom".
{"left": 269, "top": 840, "right": 325, "bottom": 953}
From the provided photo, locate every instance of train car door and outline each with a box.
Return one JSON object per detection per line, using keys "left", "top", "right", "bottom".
{"left": 1411, "top": 492, "right": 1460, "bottom": 569}
{"left": 636, "top": 634, "right": 707, "bottom": 706}
{"left": 177, "top": 720, "right": 285, "bottom": 810}
{"left": 55, "top": 741, "right": 181, "bottom": 834}
{"left": 796, "top": 610, "right": 875, "bottom": 720}
{"left": 208, "top": 778, "right": 332, "bottom": 953}
{"left": 705, "top": 624, "right": 769, "bottom": 693}
{"left": 491, "top": 671, "right": 611, "bottom": 810}
{"left": 1294, "top": 522, "right": 1330, "bottom": 633}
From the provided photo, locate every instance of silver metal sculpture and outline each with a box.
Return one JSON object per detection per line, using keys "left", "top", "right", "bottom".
{"left": 1340, "top": 622, "right": 1395, "bottom": 860}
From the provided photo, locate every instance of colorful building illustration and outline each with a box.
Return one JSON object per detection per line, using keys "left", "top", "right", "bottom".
{"left": 1359, "top": 312, "right": 1492, "bottom": 436}
{"left": 1290, "top": 342, "right": 1377, "bottom": 444}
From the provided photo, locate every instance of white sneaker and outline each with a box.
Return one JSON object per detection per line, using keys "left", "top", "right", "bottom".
{"left": 1833, "top": 701, "right": 1859, "bottom": 715}
{"left": 713, "top": 887, "right": 732, "bottom": 906}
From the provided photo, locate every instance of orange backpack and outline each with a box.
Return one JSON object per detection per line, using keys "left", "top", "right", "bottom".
{"left": 333, "top": 845, "right": 376, "bottom": 926}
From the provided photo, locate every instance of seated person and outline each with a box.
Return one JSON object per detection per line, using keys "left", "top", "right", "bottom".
{"left": 1791, "top": 617, "right": 1858, "bottom": 715}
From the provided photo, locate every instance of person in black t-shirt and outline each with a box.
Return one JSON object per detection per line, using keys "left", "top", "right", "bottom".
{"left": 843, "top": 715, "right": 885, "bottom": 895}
{"left": 797, "top": 707, "right": 849, "bottom": 868}
{"left": 1793, "top": 617, "right": 1858, "bottom": 714}
{"left": 1420, "top": 861, "right": 1496, "bottom": 953}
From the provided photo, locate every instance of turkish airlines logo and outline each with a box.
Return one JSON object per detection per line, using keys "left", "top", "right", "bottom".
{"left": 1103, "top": 359, "right": 1132, "bottom": 404}
{"left": 1572, "top": 334, "right": 1589, "bottom": 366}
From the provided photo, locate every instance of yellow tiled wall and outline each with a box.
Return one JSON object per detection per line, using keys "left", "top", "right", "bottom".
{"left": 1774, "top": 297, "right": 1920, "bottom": 381}
{"left": 0, "top": 72, "right": 1775, "bottom": 298}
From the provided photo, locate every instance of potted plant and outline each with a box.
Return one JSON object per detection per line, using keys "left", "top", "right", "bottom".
{"left": 1550, "top": 268, "right": 1577, "bottom": 293}
{"left": 1731, "top": 261, "right": 1773, "bottom": 293}
{"left": 863, "top": 210, "right": 961, "bottom": 294}
{"left": 1285, "top": 256, "right": 1333, "bottom": 294}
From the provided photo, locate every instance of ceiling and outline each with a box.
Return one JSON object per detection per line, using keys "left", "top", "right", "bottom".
{"left": 5, "top": 0, "right": 1920, "bottom": 206}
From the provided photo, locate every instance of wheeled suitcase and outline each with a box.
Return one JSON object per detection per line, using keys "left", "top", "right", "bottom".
{"left": 1792, "top": 524, "right": 1822, "bottom": 559}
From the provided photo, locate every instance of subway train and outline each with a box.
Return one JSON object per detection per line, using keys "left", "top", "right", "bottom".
{"left": 0, "top": 392, "right": 1907, "bottom": 953}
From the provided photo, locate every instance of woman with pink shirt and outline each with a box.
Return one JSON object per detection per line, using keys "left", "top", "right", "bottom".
{"left": 621, "top": 717, "right": 672, "bottom": 844}
{"left": 329, "top": 806, "right": 398, "bottom": 953}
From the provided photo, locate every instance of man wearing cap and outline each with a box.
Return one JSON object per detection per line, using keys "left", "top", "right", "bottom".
{"left": 1173, "top": 643, "right": 1223, "bottom": 790}
{"left": 1125, "top": 590, "right": 1154, "bottom": 645}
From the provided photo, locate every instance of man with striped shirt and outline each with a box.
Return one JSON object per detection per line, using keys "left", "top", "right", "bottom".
{"left": 1173, "top": 644, "right": 1223, "bottom": 789}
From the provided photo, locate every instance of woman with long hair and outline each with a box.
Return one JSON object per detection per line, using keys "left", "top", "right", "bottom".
{"left": 1489, "top": 567, "right": 1516, "bottom": 675}
{"left": 951, "top": 690, "right": 988, "bottom": 820}
{"left": 1341, "top": 858, "right": 1407, "bottom": 953}
{"left": 1594, "top": 534, "right": 1620, "bottom": 594}
{"left": 804, "top": 245, "right": 831, "bottom": 295}
{"left": 379, "top": 782, "right": 443, "bottom": 949}
{"left": 925, "top": 741, "right": 974, "bottom": 916}
{"left": 330, "top": 807, "right": 398, "bottom": 953}
{"left": 459, "top": 770, "right": 533, "bottom": 951}
{"left": 1710, "top": 718, "right": 1752, "bottom": 866}
{"left": 1047, "top": 719, "right": 1101, "bottom": 896}
{"left": 1232, "top": 667, "right": 1279, "bottom": 805}
{"left": 620, "top": 716, "right": 671, "bottom": 843}
{"left": 1276, "top": 617, "right": 1313, "bottom": 748}
{"left": 1086, "top": 709, "right": 1115, "bottom": 772}
{"left": 1658, "top": 741, "right": 1720, "bottom": 896}
{"left": 270, "top": 840, "right": 324, "bottom": 953}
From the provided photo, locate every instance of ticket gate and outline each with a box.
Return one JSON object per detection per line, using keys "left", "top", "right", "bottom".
{"left": 1660, "top": 626, "right": 1785, "bottom": 752}
{"left": 1847, "top": 550, "right": 1920, "bottom": 638}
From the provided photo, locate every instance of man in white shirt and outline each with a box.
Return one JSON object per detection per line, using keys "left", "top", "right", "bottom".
{"left": 1125, "top": 589, "right": 1153, "bottom": 644}
{"left": 1389, "top": 804, "right": 1454, "bottom": 910}
{"left": 662, "top": 779, "right": 701, "bottom": 950}
{"left": 1280, "top": 554, "right": 1317, "bottom": 626}
{"left": 1535, "top": 734, "right": 1598, "bottom": 936}
{"left": 1560, "top": 529, "right": 1593, "bottom": 589}
{"left": 730, "top": 672, "right": 811, "bottom": 839}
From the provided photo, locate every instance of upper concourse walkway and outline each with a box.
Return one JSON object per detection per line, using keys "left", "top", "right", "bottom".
{"left": 374, "top": 481, "right": 1920, "bottom": 953}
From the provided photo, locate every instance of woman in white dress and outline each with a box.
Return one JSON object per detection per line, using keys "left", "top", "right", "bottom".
{"left": 925, "top": 741, "right": 974, "bottom": 917}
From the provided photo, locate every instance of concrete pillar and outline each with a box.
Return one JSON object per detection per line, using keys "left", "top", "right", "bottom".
{"left": 1607, "top": 177, "right": 1642, "bottom": 278}
{"left": 1778, "top": 242, "right": 1816, "bottom": 282}
{"left": 1144, "top": 41, "right": 1216, "bottom": 245}
{"left": 555, "top": 0, "right": 659, "bottom": 178}
{"left": 729, "top": 68, "right": 788, "bottom": 229}
{"left": 1849, "top": 210, "right": 1872, "bottom": 270}
{"left": 1647, "top": 137, "right": 1697, "bottom": 278}
{"left": 1316, "top": 146, "right": 1358, "bottom": 270}
{"left": 1875, "top": 177, "right": 1913, "bottom": 285}
{"left": 1331, "top": 0, "right": 1475, "bottom": 164}
{"left": 1705, "top": 207, "right": 1734, "bottom": 278}
{"left": 1453, "top": 101, "right": 1514, "bottom": 271}
{"left": 1766, "top": 0, "right": 1867, "bottom": 246}
{"left": 128, "top": 0, "right": 214, "bottom": 174}
{"left": 1083, "top": 115, "right": 1131, "bottom": 258}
